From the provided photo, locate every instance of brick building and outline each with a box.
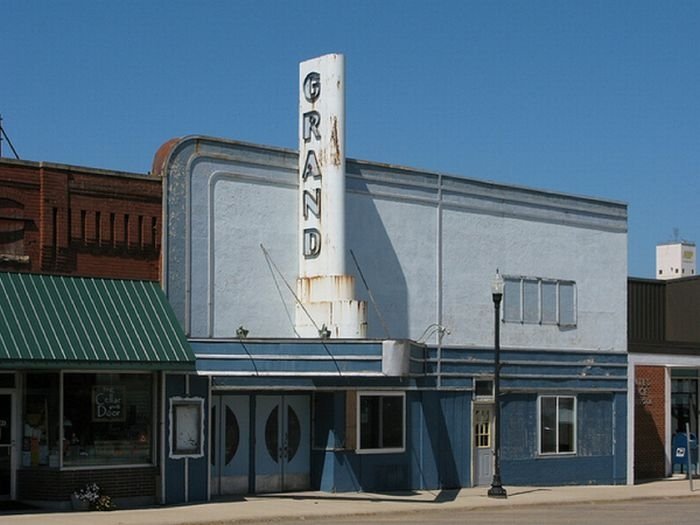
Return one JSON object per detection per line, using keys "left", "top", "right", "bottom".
{"left": 0, "top": 159, "right": 196, "bottom": 508}
{"left": 628, "top": 276, "right": 700, "bottom": 481}
{"left": 0, "top": 158, "right": 161, "bottom": 280}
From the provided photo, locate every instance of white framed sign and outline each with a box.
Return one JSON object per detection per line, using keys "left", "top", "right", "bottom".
{"left": 169, "top": 396, "right": 205, "bottom": 459}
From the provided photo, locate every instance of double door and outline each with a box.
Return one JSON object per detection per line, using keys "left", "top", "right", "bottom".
{"left": 210, "top": 394, "right": 310, "bottom": 495}
{"left": 255, "top": 395, "right": 310, "bottom": 493}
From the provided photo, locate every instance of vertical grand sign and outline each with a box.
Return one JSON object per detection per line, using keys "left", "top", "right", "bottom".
{"left": 299, "top": 54, "right": 346, "bottom": 278}
{"left": 295, "top": 54, "right": 366, "bottom": 338}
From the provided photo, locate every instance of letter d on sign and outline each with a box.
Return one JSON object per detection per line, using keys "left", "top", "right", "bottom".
{"left": 303, "top": 228, "right": 321, "bottom": 258}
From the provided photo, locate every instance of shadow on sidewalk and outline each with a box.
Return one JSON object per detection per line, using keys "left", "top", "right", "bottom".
{"left": 254, "top": 488, "right": 461, "bottom": 505}
{"left": 506, "top": 488, "right": 553, "bottom": 497}
{"left": 0, "top": 501, "right": 44, "bottom": 516}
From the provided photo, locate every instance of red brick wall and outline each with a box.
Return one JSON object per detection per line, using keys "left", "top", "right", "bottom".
{"left": 0, "top": 160, "right": 161, "bottom": 280}
{"left": 634, "top": 365, "right": 667, "bottom": 480}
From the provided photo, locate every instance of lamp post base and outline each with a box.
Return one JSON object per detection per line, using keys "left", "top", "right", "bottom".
{"left": 487, "top": 481, "right": 508, "bottom": 499}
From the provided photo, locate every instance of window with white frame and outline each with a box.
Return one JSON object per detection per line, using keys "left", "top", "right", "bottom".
{"left": 503, "top": 276, "right": 577, "bottom": 326}
{"left": 357, "top": 392, "right": 405, "bottom": 453}
{"left": 539, "top": 395, "right": 576, "bottom": 454}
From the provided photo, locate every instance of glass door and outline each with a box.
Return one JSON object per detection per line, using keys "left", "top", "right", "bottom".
{"left": 0, "top": 393, "right": 14, "bottom": 500}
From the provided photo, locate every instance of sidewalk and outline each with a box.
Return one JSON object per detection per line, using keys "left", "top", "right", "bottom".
{"left": 2, "top": 477, "right": 699, "bottom": 525}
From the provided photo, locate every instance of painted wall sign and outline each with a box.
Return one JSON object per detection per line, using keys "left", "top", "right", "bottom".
{"left": 298, "top": 54, "right": 346, "bottom": 278}
{"left": 636, "top": 378, "right": 652, "bottom": 406}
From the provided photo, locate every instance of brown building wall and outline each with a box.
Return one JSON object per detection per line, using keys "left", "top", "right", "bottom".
{"left": 666, "top": 277, "right": 700, "bottom": 343}
{"left": 634, "top": 365, "right": 667, "bottom": 480}
{"left": 0, "top": 159, "right": 161, "bottom": 280}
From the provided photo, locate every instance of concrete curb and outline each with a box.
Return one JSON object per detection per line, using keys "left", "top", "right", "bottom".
{"left": 2, "top": 479, "right": 700, "bottom": 525}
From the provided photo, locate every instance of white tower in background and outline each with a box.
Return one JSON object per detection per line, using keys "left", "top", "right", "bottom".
{"left": 295, "top": 54, "right": 367, "bottom": 338}
{"left": 656, "top": 241, "right": 696, "bottom": 280}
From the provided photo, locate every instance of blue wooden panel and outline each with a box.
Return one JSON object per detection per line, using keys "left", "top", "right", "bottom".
{"left": 418, "top": 391, "right": 470, "bottom": 489}
{"left": 577, "top": 393, "right": 613, "bottom": 456}
{"left": 501, "top": 394, "right": 537, "bottom": 460}
{"left": 500, "top": 392, "right": 626, "bottom": 485}
{"left": 192, "top": 340, "right": 384, "bottom": 357}
{"left": 212, "top": 375, "right": 417, "bottom": 389}
{"left": 193, "top": 340, "right": 385, "bottom": 375}
{"left": 164, "top": 374, "right": 186, "bottom": 504}
{"left": 310, "top": 391, "right": 471, "bottom": 492}
{"left": 198, "top": 357, "right": 381, "bottom": 375}
{"left": 502, "top": 377, "right": 627, "bottom": 391}
{"left": 188, "top": 375, "right": 209, "bottom": 502}
{"left": 612, "top": 392, "right": 627, "bottom": 484}
{"left": 503, "top": 455, "right": 618, "bottom": 485}
{"left": 164, "top": 374, "right": 210, "bottom": 504}
{"left": 429, "top": 347, "right": 627, "bottom": 365}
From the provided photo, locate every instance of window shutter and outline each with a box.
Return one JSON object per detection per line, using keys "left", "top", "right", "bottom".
{"left": 541, "top": 281, "right": 557, "bottom": 323}
{"left": 503, "top": 278, "right": 521, "bottom": 322}
{"left": 559, "top": 282, "right": 576, "bottom": 326}
{"left": 523, "top": 279, "right": 539, "bottom": 323}
{"left": 345, "top": 391, "right": 357, "bottom": 450}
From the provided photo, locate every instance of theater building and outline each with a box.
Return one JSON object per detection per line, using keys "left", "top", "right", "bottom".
{"left": 153, "top": 54, "right": 629, "bottom": 502}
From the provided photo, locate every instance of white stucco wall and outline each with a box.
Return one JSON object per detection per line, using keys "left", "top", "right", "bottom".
{"left": 161, "top": 137, "right": 627, "bottom": 352}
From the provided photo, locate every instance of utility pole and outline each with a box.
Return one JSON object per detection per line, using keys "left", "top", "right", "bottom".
{"left": 0, "top": 114, "right": 21, "bottom": 159}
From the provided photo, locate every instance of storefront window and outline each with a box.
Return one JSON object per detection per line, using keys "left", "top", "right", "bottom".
{"left": 23, "top": 373, "right": 60, "bottom": 467}
{"left": 671, "top": 372, "right": 698, "bottom": 435}
{"left": 63, "top": 373, "right": 153, "bottom": 466}
{"left": 539, "top": 395, "right": 576, "bottom": 455}
{"left": 357, "top": 392, "right": 405, "bottom": 453}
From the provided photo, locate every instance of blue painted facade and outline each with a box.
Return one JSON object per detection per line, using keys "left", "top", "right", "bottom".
{"left": 192, "top": 340, "right": 627, "bottom": 491}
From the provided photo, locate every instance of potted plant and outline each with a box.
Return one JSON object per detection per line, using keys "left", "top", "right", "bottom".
{"left": 71, "top": 483, "right": 99, "bottom": 511}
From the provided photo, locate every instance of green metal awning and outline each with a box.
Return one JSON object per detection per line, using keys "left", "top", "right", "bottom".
{"left": 0, "top": 272, "right": 195, "bottom": 370}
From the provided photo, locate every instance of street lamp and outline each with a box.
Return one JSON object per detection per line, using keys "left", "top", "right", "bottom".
{"left": 488, "top": 270, "right": 507, "bottom": 499}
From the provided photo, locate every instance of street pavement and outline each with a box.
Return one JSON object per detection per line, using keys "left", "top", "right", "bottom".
{"left": 1, "top": 476, "right": 699, "bottom": 525}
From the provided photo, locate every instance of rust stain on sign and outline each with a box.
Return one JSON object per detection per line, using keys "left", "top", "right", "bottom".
{"left": 330, "top": 117, "right": 341, "bottom": 166}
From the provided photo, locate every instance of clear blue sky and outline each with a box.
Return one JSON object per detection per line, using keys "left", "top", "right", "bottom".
{"left": 2, "top": 1, "right": 698, "bottom": 278}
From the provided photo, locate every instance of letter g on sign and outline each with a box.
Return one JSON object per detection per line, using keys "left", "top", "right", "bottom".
{"left": 303, "top": 72, "right": 321, "bottom": 102}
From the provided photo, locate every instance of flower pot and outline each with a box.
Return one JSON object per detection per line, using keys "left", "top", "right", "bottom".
{"left": 70, "top": 494, "right": 90, "bottom": 511}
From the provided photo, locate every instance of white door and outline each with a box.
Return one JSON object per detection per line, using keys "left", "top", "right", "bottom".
{"left": 473, "top": 404, "right": 494, "bottom": 487}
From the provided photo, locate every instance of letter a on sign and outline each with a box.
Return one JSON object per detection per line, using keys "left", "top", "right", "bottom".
{"left": 302, "top": 150, "right": 322, "bottom": 181}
